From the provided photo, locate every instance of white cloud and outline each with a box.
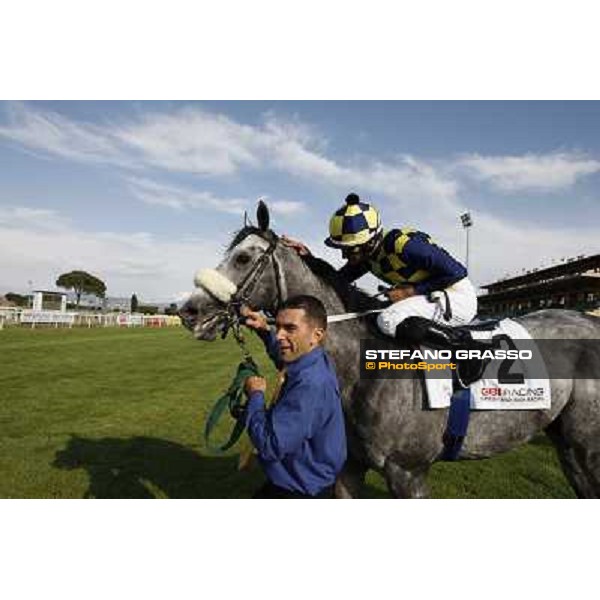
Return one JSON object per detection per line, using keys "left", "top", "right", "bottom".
{"left": 5, "top": 104, "right": 600, "bottom": 206}
{"left": 114, "top": 108, "right": 262, "bottom": 175}
{"left": 0, "top": 102, "right": 131, "bottom": 166}
{"left": 127, "top": 177, "right": 249, "bottom": 215}
{"left": 259, "top": 116, "right": 346, "bottom": 180}
{"left": 128, "top": 178, "right": 307, "bottom": 221}
{"left": 0, "top": 206, "right": 71, "bottom": 231}
{"left": 450, "top": 210, "right": 600, "bottom": 291}
{"left": 457, "top": 152, "right": 600, "bottom": 191}
{"left": 258, "top": 118, "right": 459, "bottom": 203}
{"left": 4, "top": 103, "right": 598, "bottom": 297}
{"left": 0, "top": 205, "right": 221, "bottom": 301}
{"left": 263, "top": 199, "right": 305, "bottom": 216}
{"left": 352, "top": 155, "right": 459, "bottom": 205}
{"left": 2, "top": 201, "right": 597, "bottom": 308}
{"left": 0, "top": 103, "right": 459, "bottom": 205}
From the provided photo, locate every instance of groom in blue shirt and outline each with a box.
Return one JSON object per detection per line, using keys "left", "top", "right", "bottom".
{"left": 242, "top": 295, "right": 347, "bottom": 499}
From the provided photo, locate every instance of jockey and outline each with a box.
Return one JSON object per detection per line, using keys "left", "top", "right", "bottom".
{"left": 284, "top": 193, "right": 480, "bottom": 370}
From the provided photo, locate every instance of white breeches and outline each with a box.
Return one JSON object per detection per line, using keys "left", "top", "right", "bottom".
{"left": 376, "top": 277, "right": 478, "bottom": 337}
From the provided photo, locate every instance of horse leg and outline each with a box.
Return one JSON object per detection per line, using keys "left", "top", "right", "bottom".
{"left": 383, "top": 455, "right": 430, "bottom": 499}
{"left": 545, "top": 380, "right": 600, "bottom": 499}
{"left": 546, "top": 423, "right": 596, "bottom": 498}
{"left": 335, "top": 456, "right": 368, "bottom": 499}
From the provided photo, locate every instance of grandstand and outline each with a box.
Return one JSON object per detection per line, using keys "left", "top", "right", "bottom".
{"left": 478, "top": 253, "right": 600, "bottom": 317}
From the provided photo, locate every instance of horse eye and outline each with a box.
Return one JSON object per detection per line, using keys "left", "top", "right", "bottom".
{"left": 235, "top": 253, "right": 251, "bottom": 266}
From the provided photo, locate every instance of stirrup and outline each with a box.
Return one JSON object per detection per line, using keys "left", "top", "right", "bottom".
{"left": 395, "top": 317, "right": 489, "bottom": 387}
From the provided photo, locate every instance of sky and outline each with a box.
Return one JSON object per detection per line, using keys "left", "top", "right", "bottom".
{"left": 1, "top": 100, "right": 599, "bottom": 303}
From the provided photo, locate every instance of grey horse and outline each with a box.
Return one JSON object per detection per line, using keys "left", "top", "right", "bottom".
{"left": 180, "top": 205, "right": 600, "bottom": 498}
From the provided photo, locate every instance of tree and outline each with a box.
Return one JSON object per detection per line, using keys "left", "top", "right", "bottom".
{"left": 138, "top": 304, "right": 158, "bottom": 315}
{"left": 130, "top": 293, "right": 138, "bottom": 313}
{"left": 164, "top": 302, "right": 178, "bottom": 315}
{"left": 56, "top": 271, "right": 106, "bottom": 306}
{"left": 5, "top": 292, "right": 29, "bottom": 307}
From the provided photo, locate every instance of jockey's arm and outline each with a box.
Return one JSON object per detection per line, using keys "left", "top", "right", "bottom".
{"left": 281, "top": 235, "right": 311, "bottom": 256}
{"left": 282, "top": 235, "right": 370, "bottom": 283}
{"left": 337, "top": 261, "right": 370, "bottom": 283}
{"left": 403, "top": 238, "right": 467, "bottom": 295}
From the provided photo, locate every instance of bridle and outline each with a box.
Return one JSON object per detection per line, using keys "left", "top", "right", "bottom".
{"left": 199, "top": 231, "right": 286, "bottom": 348}
{"left": 230, "top": 232, "right": 285, "bottom": 310}
{"left": 188, "top": 225, "right": 397, "bottom": 346}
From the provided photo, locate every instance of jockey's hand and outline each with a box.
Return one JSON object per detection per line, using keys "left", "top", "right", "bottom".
{"left": 240, "top": 306, "right": 269, "bottom": 332}
{"left": 244, "top": 376, "right": 267, "bottom": 396}
{"left": 281, "top": 235, "right": 311, "bottom": 256}
{"left": 386, "top": 285, "right": 416, "bottom": 303}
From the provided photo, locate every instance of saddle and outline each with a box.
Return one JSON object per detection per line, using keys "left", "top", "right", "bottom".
{"left": 457, "top": 318, "right": 501, "bottom": 332}
{"left": 392, "top": 316, "right": 503, "bottom": 388}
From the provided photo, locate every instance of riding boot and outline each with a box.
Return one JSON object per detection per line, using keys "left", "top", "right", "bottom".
{"left": 395, "top": 316, "right": 488, "bottom": 387}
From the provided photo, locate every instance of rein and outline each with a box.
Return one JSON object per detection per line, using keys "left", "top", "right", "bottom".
{"left": 203, "top": 356, "right": 260, "bottom": 453}
{"left": 202, "top": 233, "right": 284, "bottom": 453}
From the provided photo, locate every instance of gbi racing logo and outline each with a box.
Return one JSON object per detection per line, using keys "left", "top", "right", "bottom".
{"left": 482, "top": 387, "right": 545, "bottom": 398}
{"left": 482, "top": 387, "right": 502, "bottom": 397}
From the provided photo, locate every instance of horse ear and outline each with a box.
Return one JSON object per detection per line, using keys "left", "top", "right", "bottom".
{"left": 257, "top": 200, "right": 270, "bottom": 231}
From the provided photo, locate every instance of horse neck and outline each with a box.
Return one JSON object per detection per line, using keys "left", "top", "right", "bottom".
{"left": 281, "top": 252, "right": 371, "bottom": 366}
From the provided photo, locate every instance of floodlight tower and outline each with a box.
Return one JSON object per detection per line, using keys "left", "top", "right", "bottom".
{"left": 460, "top": 211, "right": 473, "bottom": 271}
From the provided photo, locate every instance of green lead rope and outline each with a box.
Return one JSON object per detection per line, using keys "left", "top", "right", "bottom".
{"left": 204, "top": 358, "right": 260, "bottom": 453}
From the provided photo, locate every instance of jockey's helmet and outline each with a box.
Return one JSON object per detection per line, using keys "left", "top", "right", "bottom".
{"left": 325, "top": 193, "right": 382, "bottom": 249}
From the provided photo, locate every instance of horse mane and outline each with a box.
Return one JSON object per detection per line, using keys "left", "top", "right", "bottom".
{"left": 228, "top": 226, "right": 383, "bottom": 312}
{"left": 300, "top": 254, "right": 383, "bottom": 312}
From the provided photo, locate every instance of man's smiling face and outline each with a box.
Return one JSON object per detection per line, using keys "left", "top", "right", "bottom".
{"left": 275, "top": 308, "right": 324, "bottom": 363}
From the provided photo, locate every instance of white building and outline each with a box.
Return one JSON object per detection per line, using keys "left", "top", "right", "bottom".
{"left": 32, "top": 290, "right": 67, "bottom": 312}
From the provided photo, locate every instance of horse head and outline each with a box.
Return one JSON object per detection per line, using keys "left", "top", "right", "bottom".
{"left": 179, "top": 200, "right": 291, "bottom": 340}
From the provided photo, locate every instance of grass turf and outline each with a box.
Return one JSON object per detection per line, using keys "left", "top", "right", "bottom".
{"left": 0, "top": 326, "right": 575, "bottom": 498}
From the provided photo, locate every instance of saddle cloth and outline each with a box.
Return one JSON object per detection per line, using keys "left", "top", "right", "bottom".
{"left": 424, "top": 319, "right": 551, "bottom": 410}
